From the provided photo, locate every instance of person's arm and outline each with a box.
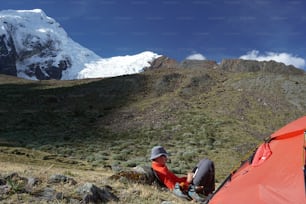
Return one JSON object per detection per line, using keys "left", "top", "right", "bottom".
{"left": 155, "top": 166, "right": 188, "bottom": 190}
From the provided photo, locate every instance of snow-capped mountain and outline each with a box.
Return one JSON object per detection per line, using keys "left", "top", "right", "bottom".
{"left": 0, "top": 9, "right": 161, "bottom": 80}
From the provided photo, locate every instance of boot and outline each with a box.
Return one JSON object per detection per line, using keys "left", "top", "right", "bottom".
{"left": 188, "top": 185, "right": 206, "bottom": 203}
{"left": 172, "top": 183, "right": 189, "bottom": 200}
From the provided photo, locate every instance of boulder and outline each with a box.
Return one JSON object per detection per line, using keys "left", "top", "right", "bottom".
{"left": 77, "top": 183, "right": 119, "bottom": 203}
{"left": 48, "top": 174, "right": 77, "bottom": 185}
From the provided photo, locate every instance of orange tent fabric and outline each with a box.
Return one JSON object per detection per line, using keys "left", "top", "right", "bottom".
{"left": 209, "top": 116, "right": 306, "bottom": 204}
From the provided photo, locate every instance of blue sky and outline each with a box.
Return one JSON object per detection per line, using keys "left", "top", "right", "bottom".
{"left": 1, "top": 0, "right": 306, "bottom": 68}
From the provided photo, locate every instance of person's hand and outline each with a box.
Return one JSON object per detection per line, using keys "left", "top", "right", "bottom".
{"left": 195, "top": 185, "right": 204, "bottom": 193}
{"left": 187, "top": 172, "right": 194, "bottom": 183}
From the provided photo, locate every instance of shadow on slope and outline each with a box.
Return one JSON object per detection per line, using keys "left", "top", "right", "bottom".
{"left": 0, "top": 74, "right": 147, "bottom": 148}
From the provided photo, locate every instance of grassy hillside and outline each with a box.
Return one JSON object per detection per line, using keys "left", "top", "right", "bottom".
{"left": 0, "top": 66, "right": 305, "bottom": 202}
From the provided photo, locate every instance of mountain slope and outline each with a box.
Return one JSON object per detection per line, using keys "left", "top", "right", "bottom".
{"left": 0, "top": 61, "right": 305, "bottom": 182}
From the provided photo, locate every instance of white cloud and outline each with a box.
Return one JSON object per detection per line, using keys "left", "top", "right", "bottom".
{"left": 239, "top": 50, "right": 305, "bottom": 68}
{"left": 186, "top": 53, "right": 206, "bottom": 60}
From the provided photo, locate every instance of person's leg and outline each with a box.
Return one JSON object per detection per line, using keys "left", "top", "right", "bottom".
{"left": 192, "top": 159, "right": 215, "bottom": 195}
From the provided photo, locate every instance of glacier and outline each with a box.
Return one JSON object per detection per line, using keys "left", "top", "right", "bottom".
{"left": 0, "top": 9, "right": 161, "bottom": 80}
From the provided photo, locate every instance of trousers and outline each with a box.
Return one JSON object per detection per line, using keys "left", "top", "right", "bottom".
{"left": 192, "top": 158, "right": 215, "bottom": 195}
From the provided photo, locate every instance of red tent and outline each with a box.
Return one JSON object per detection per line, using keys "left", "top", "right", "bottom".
{"left": 208, "top": 116, "right": 306, "bottom": 204}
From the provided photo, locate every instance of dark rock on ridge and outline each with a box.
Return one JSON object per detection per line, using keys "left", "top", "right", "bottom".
{"left": 147, "top": 57, "right": 305, "bottom": 75}
{"left": 219, "top": 59, "right": 304, "bottom": 75}
{"left": 180, "top": 59, "right": 218, "bottom": 69}
{"left": 0, "top": 34, "right": 17, "bottom": 76}
{"left": 147, "top": 56, "right": 179, "bottom": 70}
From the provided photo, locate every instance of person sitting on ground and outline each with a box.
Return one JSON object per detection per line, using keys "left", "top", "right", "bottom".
{"left": 150, "top": 145, "right": 215, "bottom": 202}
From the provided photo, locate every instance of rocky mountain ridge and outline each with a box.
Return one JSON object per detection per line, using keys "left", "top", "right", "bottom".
{"left": 148, "top": 56, "right": 304, "bottom": 75}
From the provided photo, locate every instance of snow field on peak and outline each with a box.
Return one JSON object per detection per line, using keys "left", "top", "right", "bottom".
{"left": 76, "top": 51, "right": 161, "bottom": 79}
{"left": 1, "top": 9, "right": 161, "bottom": 80}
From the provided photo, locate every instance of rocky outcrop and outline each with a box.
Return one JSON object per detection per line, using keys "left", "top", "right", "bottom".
{"left": 0, "top": 172, "right": 118, "bottom": 204}
{"left": 147, "top": 57, "right": 305, "bottom": 75}
{"left": 0, "top": 167, "right": 162, "bottom": 203}
{"left": 147, "top": 57, "right": 218, "bottom": 70}
{"left": 24, "top": 57, "right": 71, "bottom": 80}
{"left": 220, "top": 59, "right": 304, "bottom": 75}
{"left": 77, "top": 183, "right": 119, "bottom": 203}
{"left": 0, "top": 34, "right": 17, "bottom": 76}
{"left": 146, "top": 56, "right": 179, "bottom": 70}
{"left": 180, "top": 60, "right": 218, "bottom": 69}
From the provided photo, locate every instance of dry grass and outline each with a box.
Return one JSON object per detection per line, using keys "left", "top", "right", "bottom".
{"left": 0, "top": 151, "right": 191, "bottom": 204}
{"left": 0, "top": 161, "right": 110, "bottom": 184}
